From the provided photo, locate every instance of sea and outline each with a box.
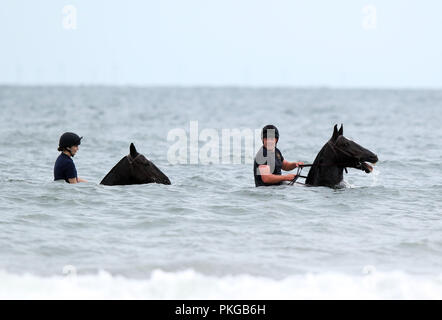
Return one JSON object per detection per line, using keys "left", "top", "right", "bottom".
{"left": 0, "top": 86, "right": 441, "bottom": 299}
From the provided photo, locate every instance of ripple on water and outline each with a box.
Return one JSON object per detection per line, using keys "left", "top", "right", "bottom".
{"left": 0, "top": 87, "right": 441, "bottom": 278}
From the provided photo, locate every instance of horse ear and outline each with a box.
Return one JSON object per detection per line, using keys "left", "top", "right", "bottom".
{"left": 332, "top": 124, "right": 339, "bottom": 140}
{"left": 130, "top": 143, "right": 138, "bottom": 158}
{"left": 338, "top": 124, "right": 344, "bottom": 136}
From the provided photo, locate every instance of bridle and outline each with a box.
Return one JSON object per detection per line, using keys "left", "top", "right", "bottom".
{"left": 326, "top": 140, "right": 359, "bottom": 162}
{"left": 126, "top": 154, "right": 142, "bottom": 165}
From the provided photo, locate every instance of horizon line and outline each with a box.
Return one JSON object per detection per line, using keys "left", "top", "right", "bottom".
{"left": 1, "top": 83, "right": 442, "bottom": 91}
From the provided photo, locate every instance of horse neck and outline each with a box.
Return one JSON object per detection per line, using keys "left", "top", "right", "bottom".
{"left": 306, "top": 143, "right": 345, "bottom": 187}
{"left": 102, "top": 157, "right": 133, "bottom": 185}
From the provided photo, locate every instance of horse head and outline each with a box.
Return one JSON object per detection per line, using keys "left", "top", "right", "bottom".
{"left": 305, "top": 124, "right": 378, "bottom": 187}
{"left": 329, "top": 124, "right": 378, "bottom": 173}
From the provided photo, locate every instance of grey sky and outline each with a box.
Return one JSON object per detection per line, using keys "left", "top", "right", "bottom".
{"left": 1, "top": 0, "right": 441, "bottom": 87}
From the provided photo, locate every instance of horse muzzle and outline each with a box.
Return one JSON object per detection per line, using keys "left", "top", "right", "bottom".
{"left": 358, "top": 154, "right": 378, "bottom": 173}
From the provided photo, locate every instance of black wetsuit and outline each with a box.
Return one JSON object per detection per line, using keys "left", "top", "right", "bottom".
{"left": 253, "top": 146, "right": 284, "bottom": 187}
{"left": 54, "top": 153, "right": 77, "bottom": 183}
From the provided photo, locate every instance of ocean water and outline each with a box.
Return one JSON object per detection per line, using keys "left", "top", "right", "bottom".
{"left": 0, "top": 86, "right": 441, "bottom": 299}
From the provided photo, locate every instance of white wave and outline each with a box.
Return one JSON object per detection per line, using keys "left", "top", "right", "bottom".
{"left": 370, "top": 166, "right": 381, "bottom": 186}
{"left": 1, "top": 269, "right": 441, "bottom": 300}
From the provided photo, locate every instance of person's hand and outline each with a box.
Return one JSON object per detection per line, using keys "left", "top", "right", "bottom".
{"left": 296, "top": 162, "right": 304, "bottom": 167}
{"left": 285, "top": 174, "right": 297, "bottom": 181}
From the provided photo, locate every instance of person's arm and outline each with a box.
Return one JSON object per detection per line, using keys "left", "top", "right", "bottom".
{"left": 68, "top": 177, "right": 78, "bottom": 184}
{"left": 282, "top": 160, "right": 304, "bottom": 171}
{"left": 67, "top": 177, "right": 87, "bottom": 184}
{"left": 259, "top": 165, "right": 296, "bottom": 184}
{"left": 65, "top": 162, "right": 86, "bottom": 184}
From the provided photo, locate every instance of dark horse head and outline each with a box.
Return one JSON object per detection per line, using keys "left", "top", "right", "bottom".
{"left": 305, "top": 124, "right": 378, "bottom": 188}
{"left": 100, "top": 143, "right": 171, "bottom": 186}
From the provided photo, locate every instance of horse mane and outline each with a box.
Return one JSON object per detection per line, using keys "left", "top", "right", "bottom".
{"left": 100, "top": 156, "right": 131, "bottom": 185}
{"left": 305, "top": 141, "right": 330, "bottom": 184}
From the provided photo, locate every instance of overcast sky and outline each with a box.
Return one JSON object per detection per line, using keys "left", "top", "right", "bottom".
{"left": 1, "top": 0, "right": 441, "bottom": 87}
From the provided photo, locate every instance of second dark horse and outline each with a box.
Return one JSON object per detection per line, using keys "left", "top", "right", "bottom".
{"left": 100, "top": 143, "right": 171, "bottom": 186}
{"left": 305, "top": 124, "right": 378, "bottom": 188}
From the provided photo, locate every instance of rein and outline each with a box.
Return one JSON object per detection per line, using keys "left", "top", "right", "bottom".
{"left": 288, "top": 165, "right": 307, "bottom": 186}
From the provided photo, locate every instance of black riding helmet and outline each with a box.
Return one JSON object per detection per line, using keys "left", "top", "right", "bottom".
{"left": 261, "top": 125, "right": 279, "bottom": 140}
{"left": 58, "top": 132, "right": 82, "bottom": 150}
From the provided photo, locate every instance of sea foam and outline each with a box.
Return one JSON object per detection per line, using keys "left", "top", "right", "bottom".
{"left": 1, "top": 269, "right": 441, "bottom": 299}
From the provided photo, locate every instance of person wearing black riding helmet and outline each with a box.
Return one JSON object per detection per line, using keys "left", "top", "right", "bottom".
{"left": 54, "top": 132, "right": 87, "bottom": 184}
{"left": 253, "top": 125, "right": 304, "bottom": 187}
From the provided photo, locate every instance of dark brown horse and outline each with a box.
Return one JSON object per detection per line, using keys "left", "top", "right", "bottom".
{"left": 100, "top": 143, "right": 171, "bottom": 186}
{"left": 305, "top": 125, "right": 378, "bottom": 188}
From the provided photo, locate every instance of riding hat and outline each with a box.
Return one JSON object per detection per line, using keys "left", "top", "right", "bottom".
{"left": 261, "top": 125, "right": 279, "bottom": 140}
{"left": 59, "top": 132, "right": 82, "bottom": 149}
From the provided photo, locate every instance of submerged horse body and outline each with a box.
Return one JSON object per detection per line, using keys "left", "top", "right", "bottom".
{"left": 304, "top": 124, "right": 378, "bottom": 188}
{"left": 100, "top": 143, "right": 171, "bottom": 186}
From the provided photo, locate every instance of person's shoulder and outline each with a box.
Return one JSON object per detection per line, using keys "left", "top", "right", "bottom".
{"left": 58, "top": 153, "right": 74, "bottom": 165}
{"left": 254, "top": 146, "right": 264, "bottom": 157}
{"left": 276, "top": 147, "right": 284, "bottom": 159}
{"left": 254, "top": 146, "right": 266, "bottom": 165}
{"left": 55, "top": 153, "right": 64, "bottom": 163}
